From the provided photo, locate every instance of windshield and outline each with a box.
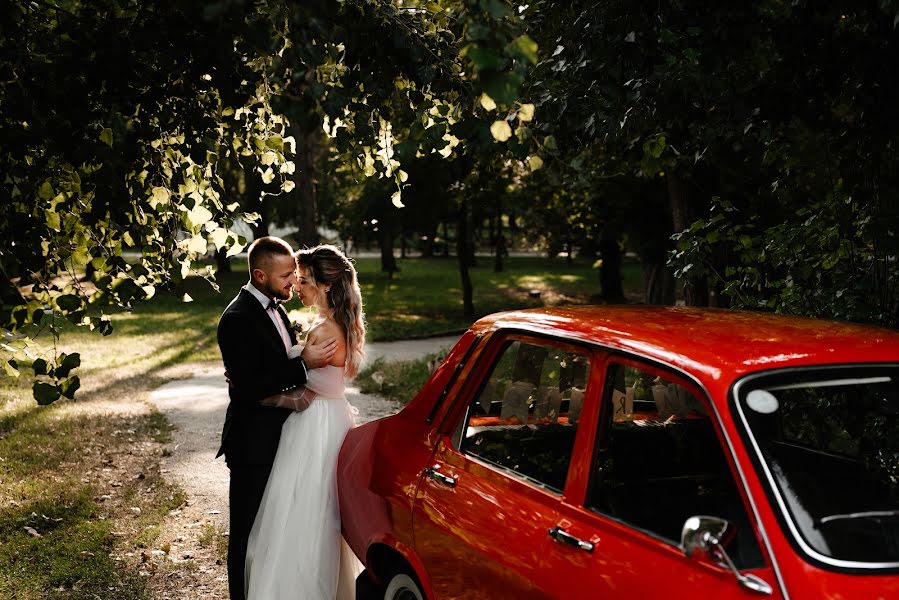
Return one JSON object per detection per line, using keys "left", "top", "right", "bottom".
{"left": 735, "top": 366, "right": 899, "bottom": 568}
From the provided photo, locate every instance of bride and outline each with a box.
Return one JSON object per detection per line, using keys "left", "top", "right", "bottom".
{"left": 245, "top": 244, "right": 365, "bottom": 599}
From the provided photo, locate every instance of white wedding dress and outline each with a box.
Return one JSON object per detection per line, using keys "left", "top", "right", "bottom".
{"left": 245, "top": 363, "right": 362, "bottom": 599}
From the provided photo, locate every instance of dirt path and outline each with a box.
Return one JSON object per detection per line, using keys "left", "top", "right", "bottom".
{"left": 146, "top": 335, "right": 460, "bottom": 599}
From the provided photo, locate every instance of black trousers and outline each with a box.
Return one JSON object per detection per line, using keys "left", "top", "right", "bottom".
{"left": 227, "top": 463, "right": 274, "bottom": 600}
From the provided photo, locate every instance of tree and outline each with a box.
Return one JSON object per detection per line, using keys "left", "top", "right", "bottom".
{"left": 523, "top": 0, "right": 899, "bottom": 321}
{"left": 0, "top": 0, "right": 538, "bottom": 402}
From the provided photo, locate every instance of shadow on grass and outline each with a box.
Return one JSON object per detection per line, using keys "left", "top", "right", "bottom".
{"left": 0, "top": 481, "right": 145, "bottom": 599}
{"left": 0, "top": 409, "right": 173, "bottom": 599}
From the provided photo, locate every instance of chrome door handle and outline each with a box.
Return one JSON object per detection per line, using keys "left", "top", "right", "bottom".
{"left": 548, "top": 526, "right": 594, "bottom": 552}
{"left": 424, "top": 466, "right": 457, "bottom": 487}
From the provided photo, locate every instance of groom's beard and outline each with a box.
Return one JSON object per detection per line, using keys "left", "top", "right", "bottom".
{"left": 264, "top": 282, "right": 293, "bottom": 302}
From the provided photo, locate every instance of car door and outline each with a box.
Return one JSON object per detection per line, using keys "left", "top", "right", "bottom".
{"left": 412, "top": 334, "right": 594, "bottom": 599}
{"left": 534, "top": 357, "right": 785, "bottom": 599}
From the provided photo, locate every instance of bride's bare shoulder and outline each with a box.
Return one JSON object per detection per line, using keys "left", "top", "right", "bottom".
{"left": 307, "top": 318, "right": 345, "bottom": 345}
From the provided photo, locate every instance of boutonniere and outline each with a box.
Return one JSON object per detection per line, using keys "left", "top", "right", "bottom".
{"left": 290, "top": 320, "right": 304, "bottom": 336}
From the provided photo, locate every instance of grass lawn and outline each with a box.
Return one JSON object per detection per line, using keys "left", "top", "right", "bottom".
{"left": 0, "top": 361, "right": 186, "bottom": 598}
{"left": 0, "top": 252, "right": 640, "bottom": 597}
{"left": 0, "top": 280, "right": 214, "bottom": 597}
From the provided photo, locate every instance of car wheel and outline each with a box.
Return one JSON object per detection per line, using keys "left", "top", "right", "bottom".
{"left": 384, "top": 573, "right": 424, "bottom": 600}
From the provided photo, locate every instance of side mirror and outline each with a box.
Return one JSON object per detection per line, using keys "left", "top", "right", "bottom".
{"left": 681, "top": 516, "right": 773, "bottom": 596}
{"left": 681, "top": 515, "right": 733, "bottom": 561}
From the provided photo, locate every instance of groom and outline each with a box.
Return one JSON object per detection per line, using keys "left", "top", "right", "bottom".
{"left": 216, "top": 236, "right": 336, "bottom": 600}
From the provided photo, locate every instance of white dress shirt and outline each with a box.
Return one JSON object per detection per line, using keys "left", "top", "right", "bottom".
{"left": 243, "top": 282, "right": 292, "bottom": 353}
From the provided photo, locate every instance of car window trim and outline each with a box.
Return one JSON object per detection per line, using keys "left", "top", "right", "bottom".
{"left": 437, "top": 329, "right": 596, "bottom": 435}
{"left": 426, "top": 333, "right": 482, "bottom": 425}
{"left": 449, "top": 435, "right": 570, "bottom": 496}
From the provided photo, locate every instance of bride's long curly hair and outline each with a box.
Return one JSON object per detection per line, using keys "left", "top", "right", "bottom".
{"left": 295, "top": 244, "right": 366, "bottom": 378}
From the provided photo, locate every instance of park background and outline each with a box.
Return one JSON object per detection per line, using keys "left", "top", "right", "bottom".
{"left": 2, "top": 1, "right": 899, "bottom": 598}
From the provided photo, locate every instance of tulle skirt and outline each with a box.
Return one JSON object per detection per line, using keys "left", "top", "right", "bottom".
{"left": 245, "top": 394, "right": 361, "bottom": 599}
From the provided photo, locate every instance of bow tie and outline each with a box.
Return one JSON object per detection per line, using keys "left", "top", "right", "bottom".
{"left": 266, "top": 299, "right": 281, "bottom": 311}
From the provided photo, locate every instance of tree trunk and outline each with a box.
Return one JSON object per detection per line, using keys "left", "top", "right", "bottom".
{"left": 493, "top": 198, "right": 504, "bottom": 272}
{"left": 215, "top": 248, "right": 232, "bottom": 274}
{"left": 644, "top": 259, "right": 676, "bottom": 305}
{"left": 668, "top": 172, "right": 708, "bottom": 306}
{"left": 457, "top": 199, "right": 475, "bottom": 319}
{"left": 599, "top": 235, "right": 625, "bottom": 303}
{"left": 379, "top": 218, "right": 398, "bottom": 279}
{"left": 493, "top": 225, "right": 506, "bottom": 273}
{"left": 442, "top": 221, "right": 450, "bottom": 258}
{"left": 295, "top": 129, "right": 318, "bottom": 248}
{"left": 420, "top": 226, "right": 437, "bottom": 257}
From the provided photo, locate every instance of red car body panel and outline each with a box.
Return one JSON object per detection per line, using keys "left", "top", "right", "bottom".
{"left": 338, "top": 306, "right": 899, "bottom": 598}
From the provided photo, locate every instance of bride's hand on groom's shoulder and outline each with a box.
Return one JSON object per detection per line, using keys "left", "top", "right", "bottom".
{"left": 300, "top": 335, "right": 338, "bottom": 369}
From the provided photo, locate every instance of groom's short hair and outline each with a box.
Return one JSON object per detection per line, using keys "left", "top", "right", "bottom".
{"left": 248, "top": 236, "right": 294, "bottom": 272}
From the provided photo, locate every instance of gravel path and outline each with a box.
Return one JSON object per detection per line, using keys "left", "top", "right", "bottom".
{"left": 146, "top": 335, "right": 460, "bottom": 597}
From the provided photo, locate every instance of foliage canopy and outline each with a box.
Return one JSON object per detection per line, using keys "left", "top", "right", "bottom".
{"left": 0, "top": 0, "right": 537, "bottom": 402}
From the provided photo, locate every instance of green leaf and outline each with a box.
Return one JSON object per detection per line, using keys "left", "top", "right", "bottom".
{"left": 490, "top": 120, "right": 513, "bottom": 142}
{"left": 506, "top": 35, "right": 539, "bottom": 65}
{"left": 187, "top": 205, "right": 213, "bottom": 228}
{"left": 151, "top": 186, "right": 170, "bottom": 207}
{"left": 100, "top": 128, "right": 113, "bottom": 147}
{"left": 466, "top": 21, "right": 491, "bottom": 41}
{"left": 482, "top": 72, "right": 524, "bottom": 106}
{"left": 71, "top": 247, "right": 91, "bottom": 266}
{"left": 481, "top": 0, "right": 510, "bottom": 19}
{"left": 56, "top": 294, "right": 82, "bottom": 313}
{"left": 59, "top": 375, "right": 80, "bottom": 400}
{"left": 2, "top": 359, "right": 19, "bottom": 378}
{"left": 265, "top": 136, "right": 284, "bottom": 152}
{"left": 90, "top": 256, "right": 108, "bottom": 272}
{"left": 38, "top": 181, "right": 54, "bottom": 200}
{"left": 467, "top": 45, "right": 504, "bottom": 71}
{"left": 55, "top": 352, "right": 81, "bottom": 378}
{"left": 45, "top": 209, "right": 61, "bottom": 231}
{"left": 32, "top": 358, "right": 49, "bottom": 376}
{"left": 33, "top": 382, "right": 61, "bottom": 405}
{"left": 97, "top": 317, "right": 113, "bottom": 336}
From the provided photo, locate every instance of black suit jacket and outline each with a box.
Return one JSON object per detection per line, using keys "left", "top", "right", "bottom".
{"left": 216, "top": 287, "right": 307, "bottom": 466}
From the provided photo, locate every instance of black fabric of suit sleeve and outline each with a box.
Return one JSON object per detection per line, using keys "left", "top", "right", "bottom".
{"left": 217, "top": 309, "right": 307, "bottom": 404}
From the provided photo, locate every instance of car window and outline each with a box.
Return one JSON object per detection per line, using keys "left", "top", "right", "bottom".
{"left": 587, "top": 362, "right": 764, "bottom": 569}
{"left": 456, "top": 339, "right": 589, "bottom": 493}
{"left": 736, "top": 366, "right": 899, "bottom": 566}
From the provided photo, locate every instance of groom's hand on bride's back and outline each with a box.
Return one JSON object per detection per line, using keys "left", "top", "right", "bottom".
{"left": 300, "top": 336, "right": 337, "bottom": 369}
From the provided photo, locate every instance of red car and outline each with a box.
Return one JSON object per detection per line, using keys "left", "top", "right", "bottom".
{"left": 337, "top": 306, "right": 899, "bottom": 599}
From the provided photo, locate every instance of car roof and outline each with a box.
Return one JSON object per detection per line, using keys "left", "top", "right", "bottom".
{"left": 471, "top": 305, "right": 899, "bottom": 383}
